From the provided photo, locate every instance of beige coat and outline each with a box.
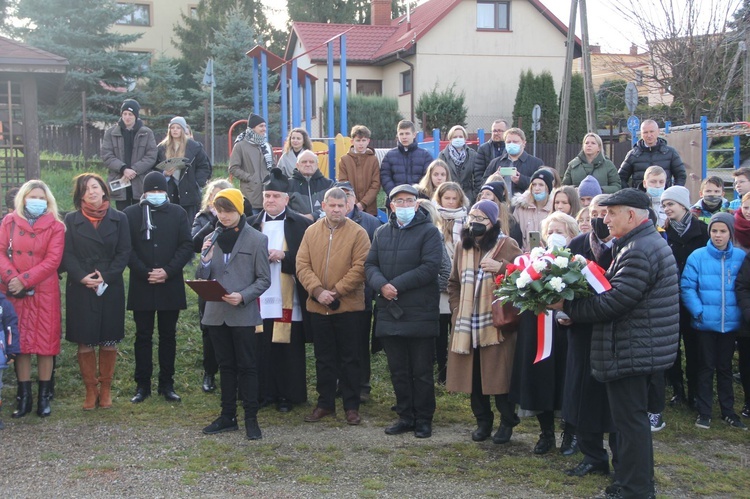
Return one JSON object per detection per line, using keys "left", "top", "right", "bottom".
{"left": 512, "top": 191, "right": 553, "bottom": 251}
{"left": 445, "top": 236, "right": 522, "bottom": 395}
{"left": 228, "top": 140, "right": 271, "bottom": 210}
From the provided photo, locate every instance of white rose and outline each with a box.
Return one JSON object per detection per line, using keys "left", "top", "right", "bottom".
{"left": 554, "top": 256, "right": 569, "bottom": 269}
{"left": 516, "top": 273, "right": 532, "bottom": 289}
{"left": 530, "top": 247, "right": 545, "bottom": 259}
{"left": 573, "top": 254, "right": 588, "bottom": 265}
{"left": 532, "top": 260, "right": 548, "bottom": 273}
{"left": 549, "top": 276, "right": 565, "bottom": 293}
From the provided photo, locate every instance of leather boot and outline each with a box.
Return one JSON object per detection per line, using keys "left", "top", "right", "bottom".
{"left": 37, "top": 380, "right": 52, "bottom": 417}
{"left": 533, "top": 429, "right": 556, "bottom": 454}
{"left": 78, "top": 351, "right": 98, "bottom": 410}
{"left": 98, "top": 349, "right": 117, "bottom": 409}
{"left": 12, "top": 381, "right": 32, "bottom": 418}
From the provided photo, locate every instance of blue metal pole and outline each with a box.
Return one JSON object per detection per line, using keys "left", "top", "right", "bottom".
{"left": 417, "top": 131, "right": 423, "bottom": 144}
{"left": 340, "top": 34, "right": 347, "bottom": 138}
{"left": 665, "top": 121, "right": 671, "bottom": 134}
{"left": 327, "top": 42, "right": 335, "bottom": 178}
{"left": 261, "top": 51, "right": 269, "bottom": 125}
{"left": 734, "top": 135, "right": 741, "bottom": 169}
{"left": 433, "top": 128, "right": 440, "bottom": 158}
{"left": 280, "top": 64, "right": 288, "bottom": 147}
{"left": 305, "top": 76, "right": 312, "bottom": 134}
{"left": 291, "top": 59, "right": 300, "bottom": 128}
{"left": 701, "top": 116, "right": 708, "bottom": 180}
{"left": 477, "top": 128, "right": 485, "bottom": 144}
{"left": 252, "top": 57, "right": 259, "bottom": 115}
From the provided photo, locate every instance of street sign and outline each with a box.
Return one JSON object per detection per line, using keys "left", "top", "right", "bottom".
{"left": 532, "top": 104, "right": 541, "bottom": 123}
{"left": 625, "top": 82, "right": 638, "bottom": 114}
{"left": 627, "top": 115, "right": 640, "bottom": 132}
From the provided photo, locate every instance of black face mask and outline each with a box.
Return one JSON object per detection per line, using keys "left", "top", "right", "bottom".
{"left": 469, "top": 222, "right": 487, "bottom": 237}
{"left": 591, "top": 218, "right": 610, "bottom": 240}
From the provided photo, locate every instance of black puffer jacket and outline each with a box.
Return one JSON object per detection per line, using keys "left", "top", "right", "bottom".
{"left": 365, "top": 209, "right": 442, "bottom": 338}
{"left": 288, "top": 169, "right": 334, "bottom": 219}
{"left": 664, "top": 218, "right": 708, "bottom": 276}
{"left": 565, "top": 221, "right": 679, "bottom": 382}
{"left": 734, "top": 253, "right": 750, "bottom": 339}
{"left": 618, "top": 137, "right": 687, "bottom": 189}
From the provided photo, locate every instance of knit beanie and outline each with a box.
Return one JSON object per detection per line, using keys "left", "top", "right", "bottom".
{"left": 169, "top": 116, "right": 188, "bottom": 134}
{"left": 479, "top": 181, "right": 507, "bottom": 202}
{"left": 247, "top": 113, "right": 266, "bottom": 129}
{"left": 709, "top": 212, "right": 735, "bottom": 241}
{"left": 214, "top": 188, "right": 245, "bottom": 213}
{"left": 143, "top": 171, "right": 168, "bottom": 192}
{"left": 530, "top": 169, "right": 554, "bottom": 194}
{"left": 660, "top": 185, "right": 691, "bottom": 211}
{"left": 471, "top": 200, "right": 499, "bottom": 223}
{"left": 578, "top": 175, "right": 602, "bottom": 198}
{"left": 121, "top": 99, "right": 140, "bottom": 119}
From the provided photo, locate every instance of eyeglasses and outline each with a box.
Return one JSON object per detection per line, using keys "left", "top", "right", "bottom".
{"left": 392, "top": 198, "right": 417, "bottom": 206}
{"left": 467, "top": 215, "right": 489, "bottom": 223}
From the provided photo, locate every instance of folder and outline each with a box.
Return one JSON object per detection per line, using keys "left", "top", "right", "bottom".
{"left": 185, "top": 279, "right": 229, "bottom": 302}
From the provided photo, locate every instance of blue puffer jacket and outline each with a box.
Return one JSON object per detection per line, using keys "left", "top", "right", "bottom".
{"left": 681, "top": 240, "right": 745, "bottom": 333}
{"left": 379, "top": 142, "right": 433, "bottom": 196}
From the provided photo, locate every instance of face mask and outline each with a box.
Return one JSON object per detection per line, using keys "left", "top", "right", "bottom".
{"left": 145, "top": 193, "right": 168, "bottom": 206}
{"left": 468, "top": 222, "right": 487, "bottom": 237}
{"left": 451, "top": 138, "right": 465, "bottom": 148}
{"left": 646, "top": 187, "right": 664, "bottom": 198}
{"left": 703, "top": 196, "right": 722, "bottom": 209}
{"left": 592, "top": 218, "right": 610, "bottom": 240}
{"left": 546, "top": 233, "right": 568, "bottom": 249}
{"left": 25, "top": 199, "right": 47, "bottom": 217}
{"left": 505, "top": 143, "right": 522, "bottom": 156}
{"left": 395, "top": 207, "right": 415, "bottom": 225}
{"left": 533, "top": 191, "right": 548, "bottom": 202}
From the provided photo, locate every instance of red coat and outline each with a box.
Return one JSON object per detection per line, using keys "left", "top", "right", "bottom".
{"left": 0, "top": 212, "right": 65, "bottom": 355}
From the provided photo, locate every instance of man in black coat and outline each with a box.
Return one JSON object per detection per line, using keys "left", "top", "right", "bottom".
{"left": 554, "top": 189, "right": 679, "bottom": 499}
{"left": 619, "top": 119, "right": 687, "bottom": 190}
{"left": 124, "top": 171, "right": 193, "bottom": 403}
{"left": 248, "top": 168, "right": 313, "bottom": 412}
{"left": 481, "top": 127, "right": 544, "bottom": 196}
{"left": 475, "top": 119, "right": 508, "bottom": 176}
{"left": 365, "top": 184, "right": 443, "bottom": 438}
{"left": 287, "top": 150, "right": 334, "bottom": 220}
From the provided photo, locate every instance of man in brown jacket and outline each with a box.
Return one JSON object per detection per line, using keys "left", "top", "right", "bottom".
{"left": 337, "top": 125, "right": 381, "bottom": 216}
{"left": 296, "top": 187, "right": 371, "bottom": 425}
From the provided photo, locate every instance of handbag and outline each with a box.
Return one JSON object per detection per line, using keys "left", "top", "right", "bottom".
{"left": 489, "top": 237, "right": 519, "bottom": 331}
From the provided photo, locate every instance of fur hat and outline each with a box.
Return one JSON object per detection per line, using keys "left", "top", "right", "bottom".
{"left": 247, "top": 113, "right": 266, "bottom": 129}
{"left": 121, "top": 99, "right": 140, "bottom": 119}
{"left": 530, "top": 169, "right": 554, "bottom": 194}
{"left": 214, "top": 188, "right": 245, "bottom": 213}
{"left": 660, "top": 185, "right": 692, "bottom": 211}
{"left": 143, "top": 171, "right": 168, "bottom": 192}
{"left": 471, "top": 199, "right": 499, "bottom": 223}
{"left": 578, "top": 175, "right": 602, "bottom": 198}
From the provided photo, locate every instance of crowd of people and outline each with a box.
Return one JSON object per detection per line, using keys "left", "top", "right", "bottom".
{"left": 0, "top": 100, "right": 748, "bottom": 499}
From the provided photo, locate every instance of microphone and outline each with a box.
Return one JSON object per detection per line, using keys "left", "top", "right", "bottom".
{"left": 201, "top": 226, "right": 224, "bottom": 258}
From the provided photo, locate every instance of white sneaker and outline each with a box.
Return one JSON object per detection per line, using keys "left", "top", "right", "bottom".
{"left": 649, "top": 412, "right": 666, "bottom": 432}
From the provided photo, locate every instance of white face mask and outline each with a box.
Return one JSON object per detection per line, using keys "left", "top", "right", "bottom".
{"left": 546, "top": 233, "right": 568, "bottom": 249}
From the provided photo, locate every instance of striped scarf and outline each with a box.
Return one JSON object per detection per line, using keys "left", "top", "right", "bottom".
{"left": 245, "top": 129, "right": 274, "bottom": 170}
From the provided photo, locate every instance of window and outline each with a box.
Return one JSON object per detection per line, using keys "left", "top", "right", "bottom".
{"left": 323, "top": 79, "right": 351, "bottom": 98}
{"left": 116, "top": 3, "right": 151, "bottom": 26}
{"left": 356, "top": 80, "right": 382, "bottom": 95}
{"left": 635, "top": 70, "right": 644, "bottom": 86}
{"left": 477, "top": 1, "right": 509, "bottom": 30}
{"left": 401, "top": 71, "right": 412, "bottom": 94}
{"left": 189, "top": 5, "right": 198, "bottom": 18}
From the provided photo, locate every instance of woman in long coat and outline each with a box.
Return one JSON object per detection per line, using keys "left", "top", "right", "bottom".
{"left": 0, "top": 180, "right": 65, "bottom": 418}
{"left": 446, "top": 199, "right": 522, "bottom": 444}
{"left": 62, "top": 173, "right": 131, "bottom": 410}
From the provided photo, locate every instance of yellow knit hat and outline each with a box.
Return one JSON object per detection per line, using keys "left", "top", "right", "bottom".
{"left": 214, "top": 188, "right": 244, "bottom": 213}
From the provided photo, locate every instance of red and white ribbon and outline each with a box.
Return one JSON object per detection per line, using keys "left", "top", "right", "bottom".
{"left": 534, "top": 311, "right": 554, "bottom": 364}
{"left": 582, "top": 261, "right": 612, "bottom": 294}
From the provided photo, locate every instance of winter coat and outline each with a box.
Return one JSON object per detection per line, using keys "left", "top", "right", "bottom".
{"left": 690, "top": 198, "right": 730, "bottom": 226}
{"left": 0, "top": 292, "right": 20, "bottom": 367}
{"left": 196, "top": 222, "right": 271, "bottom": 327}
{"left": 0, "top": 212, "right": 65, "bottom": 356}
{"left": 191, "top": 210, "right": 216, "bottom": 253}
{"left": 277, "top": 149, "right": 303, "bottom": 178}
{"left": 123, "top": 202, "right": 193, "bottom": 311}
{"left": 482, "top": 151, "right": 544, "bottom": 196}
{"left": 365, "top": 209, "right": 442, "bottom": 338}
{"left": 512, "top": 191, "right": 553, "bottom": 251}
{"left": 619, "top": 137, "right": 687, "bottom": 189}
{"left": 664, "top": 217, "right": 708, "bottom": 276}
{"left": 157, "top": 139, "right": 212, "bottom": 209}
{"left": 101, "top": 120, "right": 158, "bottom": 201}
{"left": 380, "top": 142, "right": 433, "bottom": 197}
{"left": 62, "top": 208, "right": 131, "bottom": 345}
{"left": 563, "top": 151, "right": 621, "bottom": 193}
{"left": 338, "top": 147, "right": 382, "bottom": 216}
{"left": 296, "top": 217, "right": 370, "bottom": 315}
{"left": 734, "top": 252, "right": 750, "bottom": 338}
{"left": 445, "top": 235, "right": 522, "bottom": 394}
{"left": 565, "top": 221, "right": 679, "bottom": 382}
{"left": 228, "top": 139, "right": 273, "bottom": 210}
{"left": 475, "top": 140, "right": 505, "bottom": 177}
{"left": 288, "top": 169, "right": 335, "bottom": 220}
{"left": 681, "top": 241, "right": 744, "bottom": 333}
{"left": 438, "top": 146, "right": 482, "bottom": 203}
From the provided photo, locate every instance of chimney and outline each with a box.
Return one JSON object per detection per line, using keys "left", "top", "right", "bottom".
{"left": 630, "top": 44, "right": 638, "bottom": 56}
{"left": 589, "top": 44, "right": 601, "bottom": 54}
{"left": 371, "top": 0, "right": 391, "bottom": 26}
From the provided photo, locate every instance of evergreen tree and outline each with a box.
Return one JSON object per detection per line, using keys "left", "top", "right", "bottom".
{"left": 415, "top": 83, "right": 467, "bottom": 136}
{"left": 10, "top": 0, "right": 146, "bottom": 124}
{"left": 535, "top": 71, "right": 559, "bottom": 143}
{"left": 565, "top": 73, "right": 588, "bottom": 145}
{"left": 139, "top": 57, "right": 191, "bottom": 132}
{"left": 512, "top": 70, "right": 533, "bottom": 132}
{"left": 596, "top": 79, "right": 628, "bottom": 125}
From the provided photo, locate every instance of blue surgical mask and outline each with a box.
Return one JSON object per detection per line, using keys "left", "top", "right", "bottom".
{"left": 647, "top": 187, "right": 664, "bottom": 198}
{"left": 395, "top": 207, "right": 416, "bottom": 225}
{"left": 451, "top": 137, "right": 465, "bottom": 148}
{"left": 145, "top": 193, "right": 168, "bottom": 206}
{"left": 505, "top": 143, "right": 522, "bottom": 156}
{"left": 533, "top": 192, "right": 548, "bottom": 202}
{"left": 25, "top": 199, "right": 47, "bottom": 217}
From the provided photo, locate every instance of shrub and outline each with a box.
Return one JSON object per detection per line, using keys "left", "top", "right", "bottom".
{"left": 415, "top": 83, "right": 467, "bottom": 136}
{"left": 322, "top": 94, "right": 403, "bottom": 140}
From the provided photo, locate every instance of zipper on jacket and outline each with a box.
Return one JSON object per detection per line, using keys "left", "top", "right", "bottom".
{"left": 323, "top": 224, "right": 337, "bottom": 311}
{"left": 306, "top": 181, "right": 314, "bottom": 215}
{"left": 721, "top": 253, "right": 726, "bottom": 332}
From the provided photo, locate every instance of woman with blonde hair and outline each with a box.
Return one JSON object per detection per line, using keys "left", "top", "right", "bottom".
{"left": 0, "top": 180, "right": 65, "bottom": 417}
{"left": 439, "top": 125, "right": 481, "bottom": 202}
{"left": 417, "top": 160, "right": 451, "bottom": 200}
{"left": 278, "top": 128, "right": 313, "bottom": 178}
{"left": 563, "top": 133, "right": 620, "bottom": 193}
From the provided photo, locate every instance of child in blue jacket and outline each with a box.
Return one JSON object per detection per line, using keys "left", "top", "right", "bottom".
{"left": 681, "top": 212, "right": 747, "bottom": 430}
{"left": 0, "top": 291, "right": 20, "bottom": 430}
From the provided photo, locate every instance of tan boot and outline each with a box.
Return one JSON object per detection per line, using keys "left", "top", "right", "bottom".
{"left": 77, "top": 351, "right": 98, "bottom": 410}
{"left": 98, "top": 349, "right": 117, "bottom": 409}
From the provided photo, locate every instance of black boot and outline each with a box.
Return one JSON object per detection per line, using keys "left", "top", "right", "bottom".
{"left": 472, "top": 419, "right": 493, "bottom": 442}
{"left": 533, "top": 429, "right": 556, "bottom": 454}
{"left": 12, "top": 381, "right": 32, "bottom": 418}
{"left": 37, "top": 380, "right": 52, "bottom": 417}
{"left": 559, "top": 430, "right": 579, "bottom": 456}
